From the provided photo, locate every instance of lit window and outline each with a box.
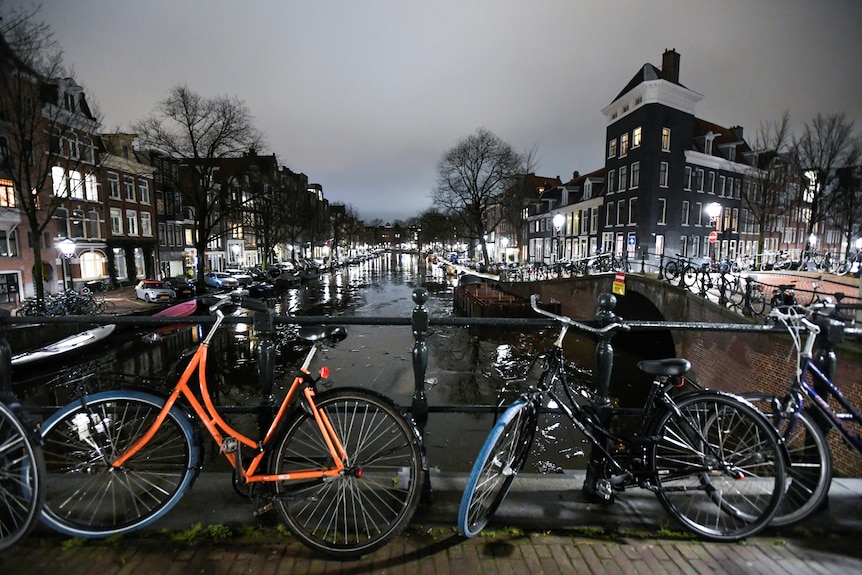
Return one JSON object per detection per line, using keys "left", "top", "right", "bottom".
{"left": 0, "top": 179, "right": 15, "bottom": 207}
{"left": 661, "top": 128, "right": 671, "bottom": 151}
{"left": 126, "top": 210, "right": 138, "bottom": 235}
{"left": 110, "top": 208, "right": 122, "bottom": 235}
{"left": 632, "top": 127, "right": 642, "bottom": 148}
{"left": 620, "top": 133, "right": 629, "bottom": 156}
{"left": 608, "top": 139, "right": 617, "bottom": 158}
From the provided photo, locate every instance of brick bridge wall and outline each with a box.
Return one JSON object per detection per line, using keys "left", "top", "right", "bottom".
{"left": 501, "top": 274, "right": 862, "bottom": 476}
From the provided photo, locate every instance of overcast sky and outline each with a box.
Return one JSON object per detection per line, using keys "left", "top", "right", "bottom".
{"left": 9, "top": 0, "right": 862, "bottom": 222}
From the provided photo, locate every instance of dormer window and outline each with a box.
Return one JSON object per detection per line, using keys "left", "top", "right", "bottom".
{"left": 63, "top": 91, "right": 77, "bottom": 113}
{"left": 704, "top": 132, "right": 716, "bottom": 155}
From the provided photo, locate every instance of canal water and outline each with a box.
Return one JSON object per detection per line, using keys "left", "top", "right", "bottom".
{"left": 14, "top": 252, "right": 656, "bottom": 474}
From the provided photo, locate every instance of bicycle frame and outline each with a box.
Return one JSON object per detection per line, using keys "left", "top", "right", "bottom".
{"left": 110, "top": 308, "right": 349, "bottom": 485}
{"left": 788, "top": 355, "right": 862, "bottom": 456}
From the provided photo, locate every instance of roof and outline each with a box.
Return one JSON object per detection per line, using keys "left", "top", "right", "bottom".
{"left": 613, "top": 62, "right": 688, "bottom": 102}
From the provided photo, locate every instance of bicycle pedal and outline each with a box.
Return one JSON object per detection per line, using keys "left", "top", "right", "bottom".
{"left": 254, "top": 502, "right": 274, "bottom": 516}
{"left": 220, "top": 437, "right": 239, "bottom": 454}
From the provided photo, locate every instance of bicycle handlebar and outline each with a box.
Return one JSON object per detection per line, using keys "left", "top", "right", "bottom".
{"left": 530, "top": 295, "right": 630, "bottom": 335}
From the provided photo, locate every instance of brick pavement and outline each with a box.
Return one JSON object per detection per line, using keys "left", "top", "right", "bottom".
{"left": 2, "top": 526, "right": 861, "bottom": 575}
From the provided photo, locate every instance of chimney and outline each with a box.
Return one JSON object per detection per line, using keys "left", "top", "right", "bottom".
{"left": 730, "top": 126, "right": 744, "bottom": 141}
{"left": 662, "top": 49, "right": 680, "bottom": 83}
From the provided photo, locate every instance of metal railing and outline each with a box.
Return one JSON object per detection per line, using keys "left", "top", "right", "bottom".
{"left": 3, "top": 292, "right": 862, "bottom": 500}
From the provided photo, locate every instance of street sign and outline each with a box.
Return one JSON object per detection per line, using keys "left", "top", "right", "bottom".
{"left": 627, "top": 236, "right": 636, "bottom": 246}
{"left": 612, "top": 271, "right": 626, "bottom": 296}
{"left": 708, "top": 231, "right": 718, "bottom": 244}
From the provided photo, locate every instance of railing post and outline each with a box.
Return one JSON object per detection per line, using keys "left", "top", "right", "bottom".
{"left": 657, "top": 252, "right": 665, "bottom": 280}
{"left": 0, "top": 309, "right": 12, "bottom": 399}
{"left": 640, "top": 250, "right": 646, "bottom": 274}
{"left": 742, "top": 276, "right": 754, "bottom": 316}
{"left": 410, "top": 287, "right": 432, "bottom": 502}
{"left": 254, "top": 308, "right": 276, "bottom": 435}
{"left": 584, "top": 293, "right": 617, "bottom": 502}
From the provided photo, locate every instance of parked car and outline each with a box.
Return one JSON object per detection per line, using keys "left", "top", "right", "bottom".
{"left": 247, "top": 281, "right": 276, "bottom": 299}
{"left": 165, "top": 276, "right": 196, "bottom": 299}
{"left": 134, "top": 279, "right": 176, "bottom": 303}
{"left": 224, "top": 268, "right": 253, "bottom": 286}
{"left": 204, "top": 272, "right": 240, "bottom": 290}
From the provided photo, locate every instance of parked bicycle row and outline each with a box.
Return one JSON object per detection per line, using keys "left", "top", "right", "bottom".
{"left": 14, "top": 286, "right": 116, "bottom": 317}
{"left": 3, "top": 293, "right": 861, "bottom": 557}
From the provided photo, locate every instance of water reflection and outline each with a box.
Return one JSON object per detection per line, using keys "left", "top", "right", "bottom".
{"left": 15, "top": 252, "right": 658, "bottom": 474}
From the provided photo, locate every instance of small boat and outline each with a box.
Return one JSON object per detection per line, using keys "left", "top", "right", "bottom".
{"left": 11, "top": 324, "right": 117, "bottom": 366}
{"left": 154, "top": 299, "right": 198, "bottom": 317}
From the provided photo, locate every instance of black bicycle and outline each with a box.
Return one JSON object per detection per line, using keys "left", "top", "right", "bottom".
{"left": 743, "top": 302, "right": 861, "bottom": 526}
{"left": 1, "top": 309, "right": 46, "bottom": 550}
{"left": 458, "top": 295, "right": 786, "bottom": 541}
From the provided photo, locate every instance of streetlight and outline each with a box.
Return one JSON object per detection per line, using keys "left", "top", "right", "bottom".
{"left": 553, "top": 213, "right": 565, "bottom": 262}
{"left": 58, "top": 237, "right": 76, "bottom": 291}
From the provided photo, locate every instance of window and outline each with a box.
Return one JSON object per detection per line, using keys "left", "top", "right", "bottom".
{"left": 606, "top": 203, "right": 614, "bottom": 227}
{"left": 658, "top": 198, "right": 667, "bottom": 225}
{"left": 138, "top": 179, "right": 150, "bottom": 204}
{"left": 125, "top": 210, "right": 138, "bottom": 235}
{"left": 108, "top": 172, "right": 120, "bottom": 198}
{"left": 707, "top": 172, "right": 715, "bottom": 194}
{"left": 141, "top": 212, "right": 152, "bottom": 237}
{"left": 67, "top": 170, "right": 84, "bottom": 199}
{"left": 628, "top": 197, "right": 638, "bottom": 224}
{"left": 0, "top": 179, "right": 15, "bottom": 207}
{"left": 630, "top": 162, "right": 640, "bottom": 189}
{"left": 0, "top": 137, "right": 10, "bottom": 165}
{"left": 79, "top": 251, "right": 105, "bottom": 281}
{"left": 608, "top": 138, "right": 617, "bottom": 158}
{"left": 682, "top": 201, "right": 690, "bottom": 226}
{"left": 616, "top": 201, "right": 626, "bottom": 226}
{"left": 608, "top": 169, "right": 616, "bottom": 193}
{"left": 695, "top": 169, "right": 704, "bottom": 192}
{"left": 110, "top": 208, "right": 123, "bottom": 235}
{"left": 619, "top": 166, "right": 627, "bottom": 191}
{"left": 632, "top": 127, "right": 642, "bottom": 148}
{"left": 87, "top": 210, "right": 101, "bottom": 239}
{"left": 661, "top": 128, "right": 671, "bottom": 151}
{"left": 124, "top": 176, "right": 135, "bottom": 201}
{"left": 55, "top": 207, "right": 69, "bottom": 237}
{"left": 159, "top": 223, "right": 168, "bottom": 246}
{"left": 85, "top": 173, "right": 99, "bottom": 201}
{"left": 51, "top": 166, "right": 67, "bottom": 197}
{"left": 620, "top": 133, "right": 629, "bottom": 157}
{"left": 659, "top": 162, "right": 669, "bottom": 187}
{"left": 0, "top": 229, "right": 19, "bottom": 257}
{"left": 734, "top": 179, "right": 742, "bottom": 199}
{"left": 684, "top": 166, "right": 692, "bottom": 190}
{"left": 718, "top": 175, "right": 726, "bottom": 197}
{"left": 591, "top": 208, "right": 598, "bottom": 232}
{"left": 695, "top": 201, "right": 703, "bottom": 226}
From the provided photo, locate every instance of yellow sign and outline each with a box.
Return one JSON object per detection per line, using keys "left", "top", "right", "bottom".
{"left": 612, "top": 271, "right": 626, "bottom": 295}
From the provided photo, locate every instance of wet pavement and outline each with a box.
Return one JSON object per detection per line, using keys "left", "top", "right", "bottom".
{"left": 2, "top": 471, "right": 862, "bottom": 574}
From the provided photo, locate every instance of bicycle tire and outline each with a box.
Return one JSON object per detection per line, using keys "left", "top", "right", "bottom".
{"left": 749, "top": 289, "right": 767, "bottom": 316}
{"left": 742, "top": 393, "right": 832, "bottom": 526}
{"left": 682, "top": 265, "right": 698, "bottom": 288}
{"left": 664, "top": 260, "right": 680, "bottom": 282}
{"left": 649, "top": 391, "right": 784, "bottom": 541}
{"left": 268, "top": 387, "right": 424, "bottom": 559}
{"left": 40, "top": 390, "right": 200, "bottom": 537}
{"left": 0, "top": 402, "right": 45, "bottom": 550}
{"left": 726, "top": 288, "right": 745, "bottom": 312}
{"left": 458, "top": 398, "right": 538, "bottom": 538}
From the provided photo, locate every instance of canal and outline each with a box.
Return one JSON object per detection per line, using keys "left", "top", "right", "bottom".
{"left": 14, "top": 252, "right": 660, "bottom": 474}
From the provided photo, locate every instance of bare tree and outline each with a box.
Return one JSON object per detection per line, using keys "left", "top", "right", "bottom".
{"left": 1, "top": 5, "right": 100, "bottom": 300}
{"left": 497, "top": 144, "right": 542, "bottom": 258}
{"left": 791, "top": 113, "right": 860, "bottom": 253}
{"left": 829, "top": 165, "right": 862, "bottom": 260}
{"left": 743, "top": 111, "right": 794, "bottom": 267}
{"left": 133, "top": 85, "right": 264, "bottom": 287}
{"left": 433, "top": 127, "right": 523, "bottom": 264}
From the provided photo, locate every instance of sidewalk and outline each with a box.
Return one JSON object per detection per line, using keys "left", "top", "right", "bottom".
{"left": 3, "top": 471, "right": 861, "bottom": 574}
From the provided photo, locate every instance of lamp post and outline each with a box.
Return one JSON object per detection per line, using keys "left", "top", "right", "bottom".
{"left": 58, "top": 238, "right": 76, "bottom": 291}
{"left": 553, "top": 213, "right": 565, "bottom": 263}
{"left": 706, "top": 202, "right": 722, "bottom": 262}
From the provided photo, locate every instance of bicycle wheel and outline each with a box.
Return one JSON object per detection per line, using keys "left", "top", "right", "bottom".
{"left": 742, "top": 393, "right": 832, "bottom": 526}
{"left": 649, "top": 392, "right": 784, "bottom": 541}
{"left": 664, "top": 260, "right": 679, "bottom": 282}
{"left": 0, "top": 402, "right": 45, "bottom": 550}
{"left": 682, "top": 265, "right": 698, "bottom": 287}
{"left": 268, "top": 387, "right": 424, "bottom": 559}
{"left": 749, "top": 289, "right": 767, "bottom": 316}
{"left": 40, "top": 390, "right": 200, "bottom": 537}
{"left": 458, "top": 398, "right": 538, "bottom": 538}
{"left": 726, "top": 288, "right": 745, "bottom": 312}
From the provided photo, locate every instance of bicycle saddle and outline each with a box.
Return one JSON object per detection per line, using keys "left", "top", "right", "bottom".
{"left": 637, "top": 358, "right": 691, "bottom": 376}
{"left": 298, "top": 325, "right": 347, "bottom": 343}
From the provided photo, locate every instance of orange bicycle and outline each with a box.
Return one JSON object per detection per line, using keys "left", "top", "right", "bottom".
{"left": 38, "top": 297, "right": 425, "bottom": 558}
